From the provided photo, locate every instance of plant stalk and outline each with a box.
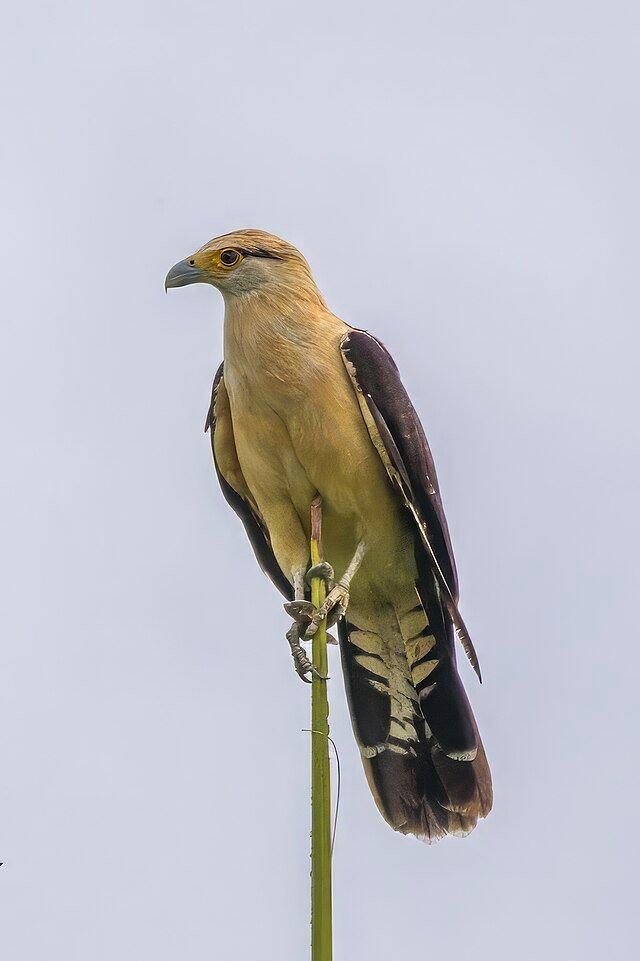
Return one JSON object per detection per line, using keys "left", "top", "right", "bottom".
{"left": 310, "top": 495, "right": 332, "bottom": 961}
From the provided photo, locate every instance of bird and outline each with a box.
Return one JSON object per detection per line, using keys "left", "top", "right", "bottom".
{"left": 165, "top": 229, "right": 492, "bottom": 842}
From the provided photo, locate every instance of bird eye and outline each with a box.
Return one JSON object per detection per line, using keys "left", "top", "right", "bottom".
{"left": 188, "top": 259, "right": 195, "bottom": 265}
{"left": 220, "top": 248, "right": 241, "bottom": 267}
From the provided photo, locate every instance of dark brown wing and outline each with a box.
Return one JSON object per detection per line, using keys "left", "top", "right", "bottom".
{"left": 205, "top": 363, "right": 293, "bottom": 601}
{"left": 340, "top": 330, "right": 481, "bottom": 680}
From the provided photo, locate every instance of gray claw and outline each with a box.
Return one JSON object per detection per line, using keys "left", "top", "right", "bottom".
{"left": 295, "top": 660, "right": 313, "bottom": 683}
{"left": 285, "top": 592, "right": 333, "bottom": 680}
{"left": 311, "top": 666, "right": 330, "bottom": 681}
{"left": 286, "top": 624, "right": 328, "bottom": 682}
{"left": 286, "top": 623, "right": 312, "bottom": 682}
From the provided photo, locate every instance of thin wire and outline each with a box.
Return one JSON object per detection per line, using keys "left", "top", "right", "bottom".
{"left": 302, "top": 730, "right": 341, "bottom": 855}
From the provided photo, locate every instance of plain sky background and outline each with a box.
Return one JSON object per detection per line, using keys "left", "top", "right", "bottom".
{"left": 1, "top": 2, "right": 638, "bottom": 958}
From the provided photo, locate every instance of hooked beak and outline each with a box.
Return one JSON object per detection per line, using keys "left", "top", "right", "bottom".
{"left": 164, "top": 259, "right": 208, "bottom": 291}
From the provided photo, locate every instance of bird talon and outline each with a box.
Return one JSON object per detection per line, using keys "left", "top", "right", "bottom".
{"left": 304, "top": 583, "right": 350, "bottom": 639}
{"left": 306, "top": 561, "right": 335, "bottom": 589}
{"left": 288, "top": 637, "right": 326, "bottom": 683}
{"left": 311, "top": 666, "right": 330, "bottom": 681}
{"left": 284, "top": 599, "right": 316, "bottom": 622}
{"left": 284, "top": 599, "right": 317, "bottom": 639}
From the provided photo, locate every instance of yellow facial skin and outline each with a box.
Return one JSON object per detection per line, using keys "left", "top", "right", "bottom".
{"left": 165, "top": 246, "right": 245, "bottom": 290}
{"left": 190, "top": 247, "right": 244, "bottom": 271}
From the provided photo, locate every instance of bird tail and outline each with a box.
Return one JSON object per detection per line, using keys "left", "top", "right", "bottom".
{"left": 338, "top": 575, "right": 492, "bottom": 842}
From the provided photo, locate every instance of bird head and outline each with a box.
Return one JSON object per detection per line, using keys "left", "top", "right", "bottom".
{"left": 165, "top": 229, "right": 325, "bottom": 306}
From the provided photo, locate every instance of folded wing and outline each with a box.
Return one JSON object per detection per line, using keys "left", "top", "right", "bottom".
{"left": 205, "top": 363, "right": 293, "bottom": 601}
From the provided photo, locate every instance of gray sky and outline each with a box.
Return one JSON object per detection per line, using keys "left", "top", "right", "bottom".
{"left": 1, "top": 2, "right": 638, "bottom": 958}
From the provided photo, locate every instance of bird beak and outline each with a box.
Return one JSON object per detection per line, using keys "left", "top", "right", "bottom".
{"left": 164, "top": 259, "right": 208, "bottom": 291}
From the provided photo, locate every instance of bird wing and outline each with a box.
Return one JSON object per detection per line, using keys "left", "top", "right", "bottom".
{"left": 205, "top": 363, "right": 293, "bottom": 600}
{"left": 339, "top": 330, "right": 481, "bottom": 680}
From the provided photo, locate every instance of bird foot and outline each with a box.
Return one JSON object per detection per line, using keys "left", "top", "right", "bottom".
{"left": 304, "top": 582, "right": 350, "bottom": 639}
{"left": 284, "top": 599, "right": 316, "bottom": 635}
{"left": 306, "top": 561, "right": 335, "bottom": 590}
{"left": 286, "top": 622, "right": 329, "bottom": 683}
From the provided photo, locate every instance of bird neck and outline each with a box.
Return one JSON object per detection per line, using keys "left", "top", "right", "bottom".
{"left": 224, "top": 285, "right": 329, "bottom": 356}
{"left": 221, "top": 286, "right": 343, "bottom": 393}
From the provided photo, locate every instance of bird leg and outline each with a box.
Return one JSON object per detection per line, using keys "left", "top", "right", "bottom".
{"left": 304, "top": 561, "right": 340, "bottom": 644}
{"left": 283, "top": 570, "right": 327, "bottom": 683}
{"left": 284, "top": 570, "right": 315, "bottom": 633}
{"left": 304, "top": 540, "right": 366, "bottom": 640}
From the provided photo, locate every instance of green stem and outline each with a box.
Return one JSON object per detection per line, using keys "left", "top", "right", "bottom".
{"left": 310, "top": 496, "right": 332, "bottom": 961}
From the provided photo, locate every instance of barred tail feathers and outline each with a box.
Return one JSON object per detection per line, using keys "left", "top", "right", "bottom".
{"left": 338, "top": 590, "right": 492, "bottom": 842}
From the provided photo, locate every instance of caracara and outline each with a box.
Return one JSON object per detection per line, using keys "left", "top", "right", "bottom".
{"left": 165, "top": 230, "right": 492, "bottom": 841}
